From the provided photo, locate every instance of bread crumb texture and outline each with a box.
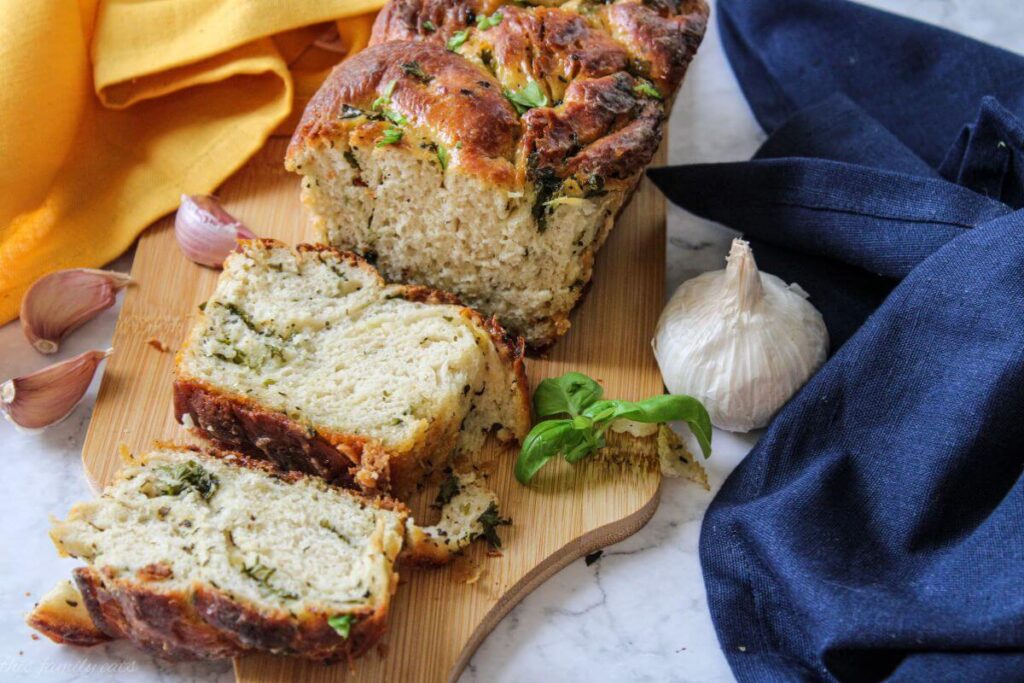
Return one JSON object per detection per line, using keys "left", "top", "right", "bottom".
{"left": 174, "top": 239, "right": 529, "bottom": 498}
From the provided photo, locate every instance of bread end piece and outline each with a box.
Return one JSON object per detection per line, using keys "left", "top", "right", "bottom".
{"left": 48, "top": 444, "right": 408, "bottom": 661}
{"left": 26, "top": 580, "right": 111, "bottom": 647}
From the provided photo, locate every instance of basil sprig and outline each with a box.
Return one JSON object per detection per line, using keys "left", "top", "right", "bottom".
{"left": 514, "top": 372, "right": 712, "bottom": 484}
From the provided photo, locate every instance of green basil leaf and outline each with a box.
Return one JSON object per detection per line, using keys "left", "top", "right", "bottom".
{"left": 533, "top": 372, "right": 603, "bottom": 418}
{"left": 563, "top": 429, "right": 602, "bottom": 463}
{"left": 585, "top": 394, "right": 712, "bottom": 457}
{"left": 514, "top": 419, "right": 582, "bottom": 483}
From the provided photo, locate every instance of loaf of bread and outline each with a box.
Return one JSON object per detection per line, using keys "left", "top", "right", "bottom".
{"left": 45, "top": 445, "right": 408, "bottom": 660}
{"left": 286, "top": 0, "right": 708, "bottom": 347}
{"left": 174, "top": 239, "right": 529, "bottom": 498}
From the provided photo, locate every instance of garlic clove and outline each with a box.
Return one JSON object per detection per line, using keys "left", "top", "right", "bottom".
{"left": 20, "top": 269, "right": 131, "bottom": 354}
{"left": 175, "top": 194, "right": 256, "bottom": 268}
{"left": 1, "top": 349, "right": 112, "bottom": 431}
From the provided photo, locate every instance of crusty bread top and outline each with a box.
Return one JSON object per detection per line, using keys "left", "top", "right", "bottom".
{"left": 372, "top": 0, "right": 708, "bottom": 95}
{"left": 287, "top": 0, "right": 708, "bottom": 188}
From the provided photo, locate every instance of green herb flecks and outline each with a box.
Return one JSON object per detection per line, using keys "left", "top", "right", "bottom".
{"left": 446, "top": 29, "right": 470, "bottom": 52}
{"left": 436, "top": 142, "right": 450, "bottom": 171}
{"left": 146, "top": 460, "right": 220, "bottom": 500}
{"left": 382, "top": 108, "right": 408, "bottom": 126}
{"left": 476, "top": 11, "right": 503, "bottom": 30}
{"left": 319, "top": 519, "right": 351, "bottom": 544}
{"left": 503, "top": 80, "right": 548, "bottom": 114}
{"left": 529, "top": 164, "right": 562, "bottom": 232}
{"left": 514, "top": 372, "right": 712, "bottom": 484}
{"left": 377, "top": 127, "right": 404, "bottom": 147}
{"left": 422, "top": 20, "right": 436, "bottom": 33}
{"left": 340, "top": 104, "right": 366, "bottom": 119}
{"left": 241, "top": 560, "right": 298, "bottom": 600}
{"left": 633, "top": 78, "right": 662, "bottom": 100}
{"left": 401, "top": 61, "right": 434, "bottom": 83}
{"left": 433, "top": 471, "right": 461, "bottom": 507}
{"left": 371, "top": 79, "right": 398, "bottom": 111}
{"left": 328, "top": 614, "right": 354, "bottom": 638}
{"left": 475, "top": 502, "right": 510, "bottom": 549}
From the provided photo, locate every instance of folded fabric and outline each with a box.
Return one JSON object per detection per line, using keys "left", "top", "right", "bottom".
{"left": 0, "top": 0, "right": 383, "bottom": 325}
{"left": 648, "top": 0, "right": 1024, "bottom": 680}
{"left": 715, "top": 0, "right": 1024, "bottom": 168}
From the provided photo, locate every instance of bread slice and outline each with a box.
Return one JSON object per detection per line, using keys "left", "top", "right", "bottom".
{"left": 26, "top": 580, "right": 110, "bottom": 647}
{"left": 46, "top": 445, "right": 408, "bottom": 661}
{"left": 285, "top": 0, "right": 708, "bottom": 347}
{"left": 174, "top": 239, "right": 529, "bottom": 498}
{"left": 402, "top": 471, "right": 507, "bottom": 565}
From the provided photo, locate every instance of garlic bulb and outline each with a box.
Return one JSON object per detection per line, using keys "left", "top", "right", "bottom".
{"left": 20, "top": 269, "right": 131, "bottom": 354}
{"left": 1, "top": 349, "right": 111, "bottom": 431}
{"left": 175, "top": 194, "right": 255, "bottom": 268}
{"left": 653, "top": 239, "right": 828, "bottom": 432}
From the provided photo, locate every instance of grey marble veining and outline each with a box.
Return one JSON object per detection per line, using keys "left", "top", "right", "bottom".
{"left": 0, "top": 1, "right": 1018, "bottom": 681}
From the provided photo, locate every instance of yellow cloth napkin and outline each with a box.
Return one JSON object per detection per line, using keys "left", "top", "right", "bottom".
{"left": 0, "top": 0, "right": 384, "bottom": 325}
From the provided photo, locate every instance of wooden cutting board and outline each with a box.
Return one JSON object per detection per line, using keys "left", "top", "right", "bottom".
{"left": 81, "top": 136, "right": 666, "bottom": 682}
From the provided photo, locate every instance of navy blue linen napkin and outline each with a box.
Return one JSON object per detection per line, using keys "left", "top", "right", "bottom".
{"left": 646, "top": 0, "right": 1024, "bottom": 680}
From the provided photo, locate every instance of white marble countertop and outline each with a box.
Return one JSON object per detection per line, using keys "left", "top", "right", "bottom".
{"left": 1, "top": 1, "right": 1018, "bottom": 680}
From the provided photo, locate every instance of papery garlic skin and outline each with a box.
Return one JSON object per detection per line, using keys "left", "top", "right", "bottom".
{"left": 653, "top": 239, "right": 828, "bottom": 433}
{"left": 20, "top": 269, "right": 130, "bottom": 354}
{"left": 1, "top": 349, "right": 111, "bottom": 431}
{"left": 175, "top": 194, "right": 256, "bottom": 268}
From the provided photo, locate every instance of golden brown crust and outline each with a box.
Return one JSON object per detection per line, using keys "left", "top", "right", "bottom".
{"left": 71, "top": 567, "right": 389, "bottom": 662}
{"left": 175, "top": 243, "right": 530, "bottom": 500}
{"left": 344, "top": 0, "right": 709, "bottom": 185}
{"left": 286, "top": 41, "right": 520, "bottom": 186}
{"left": 74, "top": 567, "right": 243, "bottom": 659}
{"left": 191, "top": 587, "right": 388, "bottom": 661}
{"left": 173, "top": 378, "right": 367, "bottom": 488}
{"left": 605, "top": 0, "right": 709, "bottom": 93}
{"left": 25, "top": 580, "right": 111, "bottom": 647}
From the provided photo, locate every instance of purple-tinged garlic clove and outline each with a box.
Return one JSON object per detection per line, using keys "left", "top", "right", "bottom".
{"left": 175, "top": 194, "right": 256, "bottom": 268}
{"left": 1, "top": 349, "right": 112, "bottom": 431}
{"left": 21, "top": 269, "right": 131, "bottom": 354}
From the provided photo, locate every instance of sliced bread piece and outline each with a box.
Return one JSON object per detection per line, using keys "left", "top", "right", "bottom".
{"left": 46, "top": 445, "right": 408, "bottom": 661}
{"left": 285, "top": 0, "right": 709, "bottom": 347}
{"left": 174, "top": 239, "right": 529, "bottom": 498}
{"left": 402, "top": 471, "right": 508, "bottom": 566}
{"left": 26, "top": 580, "right": 110, "bottom": 647}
